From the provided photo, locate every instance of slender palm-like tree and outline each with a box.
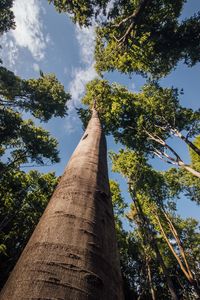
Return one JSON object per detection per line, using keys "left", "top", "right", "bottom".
{"left": 0, "top": 107, "right": 124, "bottom": 299}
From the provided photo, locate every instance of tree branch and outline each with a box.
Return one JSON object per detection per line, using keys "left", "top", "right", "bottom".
{"left": 144, "top": 129, "right": 200, "bottom": 178}
{"left": 113, "top": 0, "right": 152, "bottom": 45}
{"left": 170, "top": 127, "right": 200, "bottom": 157}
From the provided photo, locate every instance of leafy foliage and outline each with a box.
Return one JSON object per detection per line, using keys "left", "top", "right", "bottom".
{"left": 48, "top": 0, "right": 109, "bottom": 26}
{"left": 0, "top": 0, "right": 15, "bottom": 35}
{"left": 0, "top": 67, "right": 71, "bottom": 121}
{"left": 110, "top": 179, "right": 127, "bottom": 219}
{"left": 79, "top": 79, "right": 200, "bottom": 155}
{"left": 49, "top": 0, "right": 200, "bottom": 77}
{"left": 0, "top": 169, "right": 58, "bottom": 288}
{"left": 189, "top": 135, "right": 200, "bottom": 172}
{"left": 95, "top": 3, "right": 200, "bottom": 77}
{"left": 0, "top": 109, "right": 60, "bottom": 171}
{"left": 0, "top": 61, "right": 71, "bottom": 171}
{"left": 111, "top": 148, "right": 200, "bottom": 298}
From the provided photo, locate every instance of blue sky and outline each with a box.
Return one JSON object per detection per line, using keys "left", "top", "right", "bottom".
{"left": 1, "top": 0, "right": 200, "bottom": 222}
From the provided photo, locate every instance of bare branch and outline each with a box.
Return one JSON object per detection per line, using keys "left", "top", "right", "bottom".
{"left": 144, "top": 128, "right": 166, "bottom": 145}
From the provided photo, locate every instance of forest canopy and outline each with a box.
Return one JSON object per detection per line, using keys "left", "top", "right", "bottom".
{"left": 0, "top": 0, "right": 200, "bottom": 299}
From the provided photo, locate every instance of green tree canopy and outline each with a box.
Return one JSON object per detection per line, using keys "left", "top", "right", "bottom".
{"left": 48, "top": 0, "right": 109, "bottom": 26}
{"left": 0, "top": 168, "right": 58, "bottom": 288}
{"left": 111, "top": 148, "right": 200, "bottom": 298}
{"left": 49, "top": 0, "right": 200, "bottom": 77}
{"left": 78, "top": 79, "right": 200, "bottom": 178}
{"left": 0, "top": 67, "right": 71, "bottom": 121}
{"left": 0, "top": 0, "right": 15, "bottom": 35}
{"left": 0, "top": 109, "right": 60, "bottom": 171}
{"left": 0, "top": 61, "right": 71, "bottom": 172}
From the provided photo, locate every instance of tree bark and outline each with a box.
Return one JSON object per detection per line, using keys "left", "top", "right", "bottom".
{"left": 147, "top": 262, "right": 156, "bottom": 300}
{"left": 179, "top": 163, "right": 200, "bottom": 178}
{"left": 0, "top": 109, "right": 124, "bottom": 300}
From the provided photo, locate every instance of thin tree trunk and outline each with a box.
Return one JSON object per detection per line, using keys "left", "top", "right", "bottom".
{"left": 182, "top": 138, "right": 200, "bottom": 156}
{"left": 0, "top": 109, "right": 124, "bottom": 300}
{"left": 162, "top": 211, "right": 193, "bottom": 278}
{"left": 147, "top": 262, "right": 156, "bottom": 300}
{"left": 155, "top": 213, "right": 191, "bottom": 281}
{"left": 131, "top": 198, "right": 179, "bottom": 300}
{"left": 152, "top": 241, "right": 179, "bottom": 300}
{"left": 162, "top": 211, "right": 200, "bottom": 297}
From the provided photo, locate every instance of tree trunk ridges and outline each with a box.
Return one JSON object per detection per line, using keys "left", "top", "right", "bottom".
{"left": 0, "top": 109, "right": 124, "bottom": 300}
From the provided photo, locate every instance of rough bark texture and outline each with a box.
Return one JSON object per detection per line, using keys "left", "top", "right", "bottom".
{"left": 0, "top": 109, "right": 124, "bottom": 300}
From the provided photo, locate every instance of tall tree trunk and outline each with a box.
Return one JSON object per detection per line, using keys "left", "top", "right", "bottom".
{"left": 0, "top": 109, "right": 124, "bottom": 300}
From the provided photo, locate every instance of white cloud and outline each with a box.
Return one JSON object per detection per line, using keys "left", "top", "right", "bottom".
{"left": 64, "top": 114, "right": 80, "bottom": 134}
{"left": 0, "top": 36, "right": 19, "bottom": 68}
{"left": 69, "top": 64, "right": 97, "bottom": 107}
{"left": 33, "top": 63, "right": 40, "bottom": 72}
{"left": 75, "top": 26, "right": 95, "bottom": 65}
{"left": 66, "top": 25, "right": 98, "bottom": 133}
{"left": 1, "top": 0, "right": 49, "bottom": 67}
{"left": 11, "top": 0, "right": 47, "bottom": 60}
{"left": 69, "top": 25, "right": 98, "bottom": 105}
{"left": 66, "top": 25, "right": 98, "bottom": 134}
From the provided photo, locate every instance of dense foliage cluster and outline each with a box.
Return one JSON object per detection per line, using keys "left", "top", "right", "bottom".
{"left": 0, "top": 169, "right": 58, "bottom": 288}
{"left": 49, "top": 0, "right": 200, "bottom": 77}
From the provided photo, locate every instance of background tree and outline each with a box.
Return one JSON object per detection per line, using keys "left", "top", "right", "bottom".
{"left": 48, "top": 0, "right": 200, "bottom": 77}
{"left": 165, "top": 138, "right": 200, "bottom": 204}
{"left": 78, "top": 79, "right": 200, "bottom": 177}
{"left": 0, "top": 0, "right": 15, "bottom": 35}
{"left": 111, "top": 148, "right": 200, "bottom": 298}
{"left": 0, "top": 0, "right": 15, "bottom": 65}
{"left": 0, "top": 169, "right": 58, "bottom": 288}
{"left": 0, "top": 67, "right": 71, "bottom": 172}
{"left": 0, "top": 67, "right": 70, "bottom": 121}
